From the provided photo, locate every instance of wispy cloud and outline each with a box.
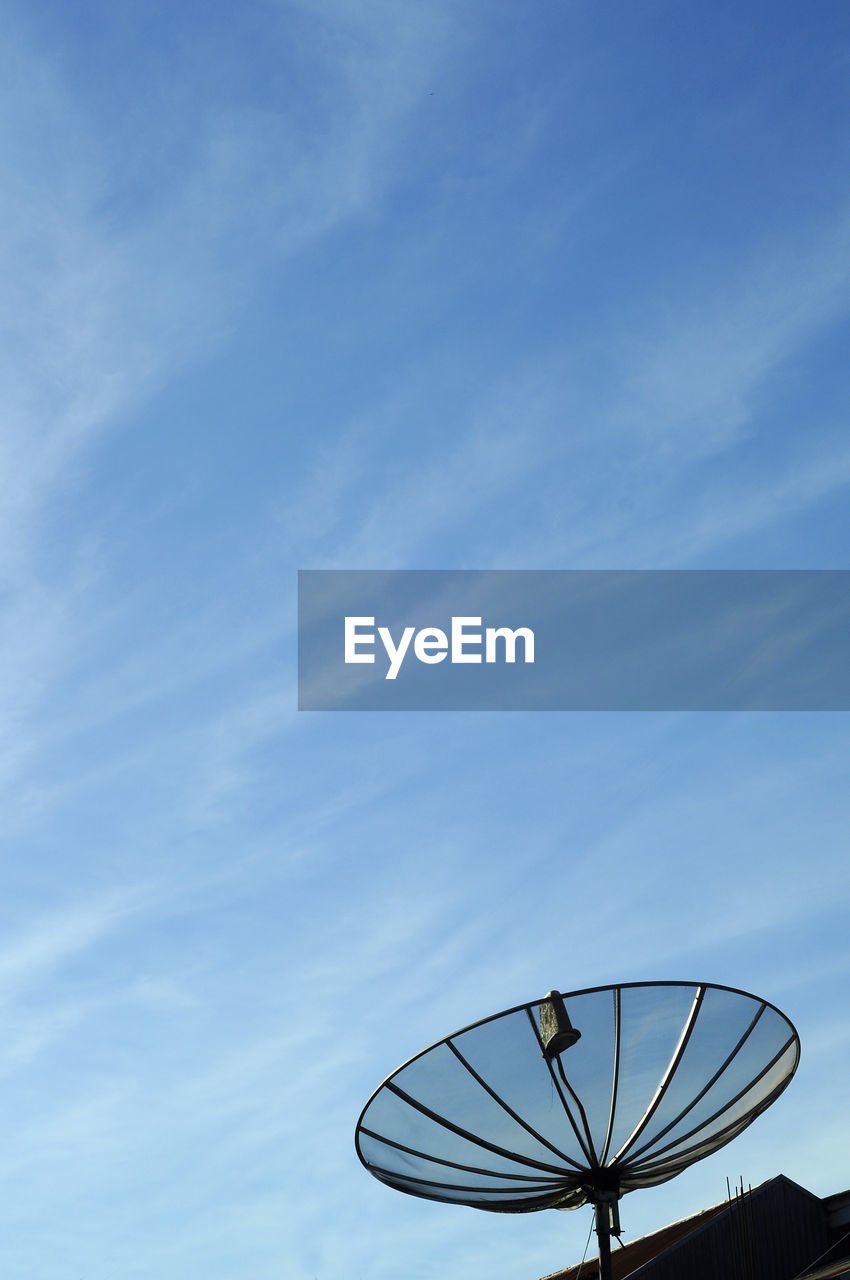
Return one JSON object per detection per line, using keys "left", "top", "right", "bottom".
{"left": 612, "top": 208, "right": 850, "bottom": 457}
{"left": 0, "top": 888, "right": 147, "bottom": 1001}
{"left": 0, "top": 0, "right": 461, "bottom": 841}
{"left": 480, "top": 205, "right": 850, "bottom": 568}
{"left": 0, "top": 3, "right": 451, "bottom": 560}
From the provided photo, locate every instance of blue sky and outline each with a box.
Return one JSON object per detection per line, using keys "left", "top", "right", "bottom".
{"left": 1, "top": 1, "right": 849, "bottom": 1276}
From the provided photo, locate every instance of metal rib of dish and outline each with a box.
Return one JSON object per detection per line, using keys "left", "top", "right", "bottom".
{"left": 355, "top": 981, "right": 799, "bottom": 1212}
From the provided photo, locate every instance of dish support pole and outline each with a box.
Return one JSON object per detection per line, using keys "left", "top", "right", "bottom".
{"left": 593, "top": 1193, "right": 619, "bottom": 1280}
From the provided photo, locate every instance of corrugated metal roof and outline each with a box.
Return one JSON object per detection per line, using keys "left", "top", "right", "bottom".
{"left": 796, "top": 1262, "right": 850, "bottom": 1280}
{"left": 541, "top": 1200, "right": 730, "bottom": 1280}
{"left": 542, "top": 1175, "right": 842, "bottom": 1280}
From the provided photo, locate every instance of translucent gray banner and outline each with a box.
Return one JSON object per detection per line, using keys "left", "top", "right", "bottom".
{"left": 297, "top": 570, "right": 850, "bottom": 710}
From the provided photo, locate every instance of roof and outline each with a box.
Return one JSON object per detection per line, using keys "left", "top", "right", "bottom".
{"left": 542, "top": 1176, "right": 842, "bottom": 1280}
{"left": 797, "top": 1262, "right": 850, "bottom": 1280}
{"left": 541, "top": 1199, "right": 730, "bottom": 1280}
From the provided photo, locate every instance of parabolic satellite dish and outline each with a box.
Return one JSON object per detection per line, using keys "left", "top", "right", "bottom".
{"left": 355, "top": 981, "right": 799, "bottom": 1279}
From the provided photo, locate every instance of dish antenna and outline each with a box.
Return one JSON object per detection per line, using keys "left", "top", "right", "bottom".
{"left": 355, "top": 981, "right": 799, "bottom": 1280}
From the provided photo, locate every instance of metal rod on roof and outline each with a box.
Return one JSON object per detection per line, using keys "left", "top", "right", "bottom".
{"left": 594, "top": 1195, "right": 617, "bottom": 1280}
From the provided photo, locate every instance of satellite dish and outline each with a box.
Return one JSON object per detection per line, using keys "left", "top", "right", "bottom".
{"left": 355, "top": 981, "right": 799, "bottom": 1280}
